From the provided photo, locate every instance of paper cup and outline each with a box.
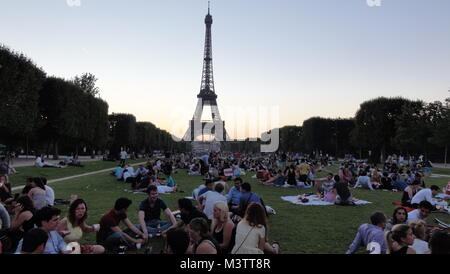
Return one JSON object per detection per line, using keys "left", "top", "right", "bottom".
{"left": 93, "top": 224, "right": 100, "bottom": 232}
{"left": 136, "top": 243, "right": 142, "bottom": 249}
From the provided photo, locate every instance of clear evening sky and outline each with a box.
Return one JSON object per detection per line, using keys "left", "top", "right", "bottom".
{"left": 1, "top": 0, "right": 449, "bottom": 139}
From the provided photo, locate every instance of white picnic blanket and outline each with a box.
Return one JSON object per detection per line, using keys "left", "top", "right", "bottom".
{"left": 281, "top": 195, "right": 372, "bottom": 206}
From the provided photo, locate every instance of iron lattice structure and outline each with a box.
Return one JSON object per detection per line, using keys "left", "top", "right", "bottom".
{"left": 183, "top": 5, "right": 229, "bottom": 147}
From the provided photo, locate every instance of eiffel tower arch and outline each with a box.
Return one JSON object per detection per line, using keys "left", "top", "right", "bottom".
{"left": 183, "top": 3, "right": 230, "bottom": 153}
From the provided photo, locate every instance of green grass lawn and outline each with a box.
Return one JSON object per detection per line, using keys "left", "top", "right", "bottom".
{"left": 9, "top": 159, "right": 145, "bottom": 188}
{"left": 12, "top": 165, "right": 449, "bottom": 254}
{"left": 431, "top": 167, "right": 450, "bottom": 176}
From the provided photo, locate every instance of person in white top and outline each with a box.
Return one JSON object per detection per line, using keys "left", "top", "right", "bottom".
{"left": 198, "top": 184, "right": 227, "bottom": 220}
{"left": 411, "top": 185, "right": 445, "bottom": 208}
{"left": 407, "top": 201, "right": 433, "bottom": 224}
{"left": 43, "top": 179, "right": 55, "bottom": 206}
{"left": 409, "top": 220, "right": 430, "bottom": 254}
{"left": 353, "top": 171, "right": 373, "bottom": 190}
{"left": 120, "top": 150, "right": 127, "bottom": 165}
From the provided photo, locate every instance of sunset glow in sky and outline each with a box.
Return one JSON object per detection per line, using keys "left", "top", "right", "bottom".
{"left": 1, "top": 0, "right": 449, "bottom": 139}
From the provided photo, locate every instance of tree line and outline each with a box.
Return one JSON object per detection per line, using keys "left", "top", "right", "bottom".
{"left": 1, "top": 45, "right": 448, "bottom": 163}
{"left": 0, "top": 45, "right": 182, "bottom": 158}
{"left": 274, "top": 97, "right": 449, "bottom": 164}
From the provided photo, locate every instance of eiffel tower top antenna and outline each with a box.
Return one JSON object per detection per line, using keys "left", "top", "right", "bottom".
{"left": 208, "top": 1, "right": 210, "bottom": 14}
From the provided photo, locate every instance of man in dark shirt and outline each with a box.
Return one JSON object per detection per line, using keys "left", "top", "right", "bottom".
{"left": 176, "top": 198, "right": 208, "bottom": 231}
{"left": 126, "top": 185, "right": 177, "bottom": 239}
{"left": 237, "top": 182, "right": 262, "bottom": 217}
{"left": 97, "top": 197, "right": 145, "bottom": 251}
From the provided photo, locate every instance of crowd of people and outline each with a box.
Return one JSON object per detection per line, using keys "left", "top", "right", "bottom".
{"left": 0, "top": 151, "right": 449, "bottom": 254}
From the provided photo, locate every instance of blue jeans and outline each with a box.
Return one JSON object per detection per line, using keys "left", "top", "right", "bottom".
{"left": 103, "top": 232, "right": 134, "bottom": 251}
{"left": 125, "top": 220, "right": 172, "bottom": 237}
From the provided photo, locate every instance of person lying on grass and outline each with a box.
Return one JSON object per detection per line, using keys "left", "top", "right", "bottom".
{"left": 346, "top": 211, "right": 387, "bottom": 254}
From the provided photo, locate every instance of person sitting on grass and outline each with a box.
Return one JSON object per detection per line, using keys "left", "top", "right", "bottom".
{"left": 346, "top": 211, "right": 388, "bottom": 254}
{"left": 226, "top": 177, "right": 243, "bottom": 215}
{"left": 57, "top": 199, "right": 105, "bottom": 254}
{"left": 231, "top": 202, "right": 279, "bottom": 254}
{"left": 411, "top": 185, "right": 448, "bottom": 209}
{"left": 187, "top": 217, "right": 219, "bottom": 254}
{"left": 334, "top": 175, "right": 355, "bottom": 206}
{"left": 409, "top": 220, "right": 430, "bottom": 254}
{"left": 125, "top": 185, "right": 177, "bottom": 240}
{"left": 15, "top": 206, "right": 72, "bottom": 254}
{"left": 27, "top": 177, "right": 48, "bottom": 210}
{"left": 113, "top": 165, "right": 124, "bottom": 180}
{"left": 198, "top": 183, "right": 227, "bottom": 220}
{"left": 314, "top": 173, "right": 336, "bottom": 203}
{"left": 211, "top": 201, "right": 235, "bottom": 254}
{"left": 378, "top": 172, "right": 393, "bottom": 190}
{"left": 236, "top": 182, "right": 263, "bottom": 219}
{"left": 401, "top": 179, "right": 422, "bottom": 207}
{"left": 176, "top": 198, "right": 207, "bottom": 228}
{"left": 407, "top": 200, "right": 433, "bottom": 224}
{"left": 0, "top": 175, "right": 13, "bottom": 206}
{"left": 164, "top": 228, "right": 190, "bottom": 254}
{"left": 96, "top": 197, "right": 146, "bottom": 252}
{"left": 0, "top": 202, "right": 10, "bottom": 230}
{"left": 353, "top": 171, "right": 374, "bottom": 190}
{"left": 196, "top": 179, "right": 214, "bottom": 207}
{"left": 18, "top": 228, "right": 49, "bottom": 254}
{"left": 6, "top": 196, "right": 36, "bottom": 253}
{"left": 385, "top": 207, "right": 408, "bottom": 232}
{"left": 429, "top": 230, "right": 450, "bottom": 254}
{"left": 41, "top": 178, "right": 54, "bottom": 207}
{"left": 385, "top": 224, "right": 416, "bottom": 254}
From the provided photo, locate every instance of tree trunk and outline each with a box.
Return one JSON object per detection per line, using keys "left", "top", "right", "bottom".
{"left": 445, "top": 145, "right": 448, "bottom": 167}
{"left": 53, "top": 140, "right": 59, "bottom": 160}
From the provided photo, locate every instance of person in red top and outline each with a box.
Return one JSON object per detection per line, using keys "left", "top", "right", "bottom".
{"left": 96, "top": 197, "right": 146, "bottom": 252}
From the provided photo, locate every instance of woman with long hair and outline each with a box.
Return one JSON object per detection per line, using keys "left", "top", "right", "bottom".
{"left": 27, "top": 178, "right": 48, "bottom": 210}
{"left": 188, "top": 217, "right": 218, "bottom": 254}
{"left": 211, "top": 201, "right": 235, "bottom": 254}
{"left": 231, "top": 202, "right": 279, "bottom": 254}
{"left": 385, "top": 224, "right": 416, "bottom": 254}
{"left": 409, "top": 220, "right": 430, "bottom": 254}
{"left": 401, "top": 180, "right": 421, "bottom": 207}
{"left": 0, "top": 175, "right": 13, "bottom": 205}
{"left": 385, "top": 207, "right": 408, "bottom": 232}
{"left": 57, "top": 199, "right": 105, "bottom": 254}
{"left": 7, "top": 196, "right": 36, "bottom": 252}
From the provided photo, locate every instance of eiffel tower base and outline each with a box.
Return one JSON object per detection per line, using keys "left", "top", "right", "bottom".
{"left": 191, "top": 141, "right": 221, "bottom": 154}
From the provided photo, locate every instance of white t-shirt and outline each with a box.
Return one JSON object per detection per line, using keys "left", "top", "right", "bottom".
{"left": 35, "top": 157, "right": 44, "bottom": 167}
{"left": 201, "top": 191, "right": 227, "bottom": 220}
{"left": 410, "top": 239, "right": 430, "bottom": 254}
{"left": 411, "top": 189, "right": 435, "bottom": 205}
{"left": 45, "top": 185, "right": 55, "bottom": 206}
{"left": 407, "top": 209, "right": 426, "bottom": 224}
{"left": 120, "top": 151, "right": 127, "bottom": 159}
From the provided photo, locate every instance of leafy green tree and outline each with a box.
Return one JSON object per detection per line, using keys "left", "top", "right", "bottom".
{"left": 428, "top": 98, "right": 450, "bottom": 165}
{"left": 73, "top": 73, "right": 100, "bottom": 96}
{"left": 352, "top": 97, "right": 412, "bottom": 163}
{"left": 0, "top": 46, "right": 46, "bottom": 145}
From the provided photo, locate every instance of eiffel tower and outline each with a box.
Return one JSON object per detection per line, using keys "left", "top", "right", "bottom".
{"left": 183, "top": 3, "right": 229, "bottom": 152}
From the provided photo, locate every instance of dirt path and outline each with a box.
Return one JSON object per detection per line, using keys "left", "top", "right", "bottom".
{"left": 11, "top": 162, "right": 146, "bottom": 191}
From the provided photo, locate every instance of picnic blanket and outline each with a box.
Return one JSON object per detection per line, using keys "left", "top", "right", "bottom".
{"left": 281, "top": 195, "right": 372, "bottom": 206}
